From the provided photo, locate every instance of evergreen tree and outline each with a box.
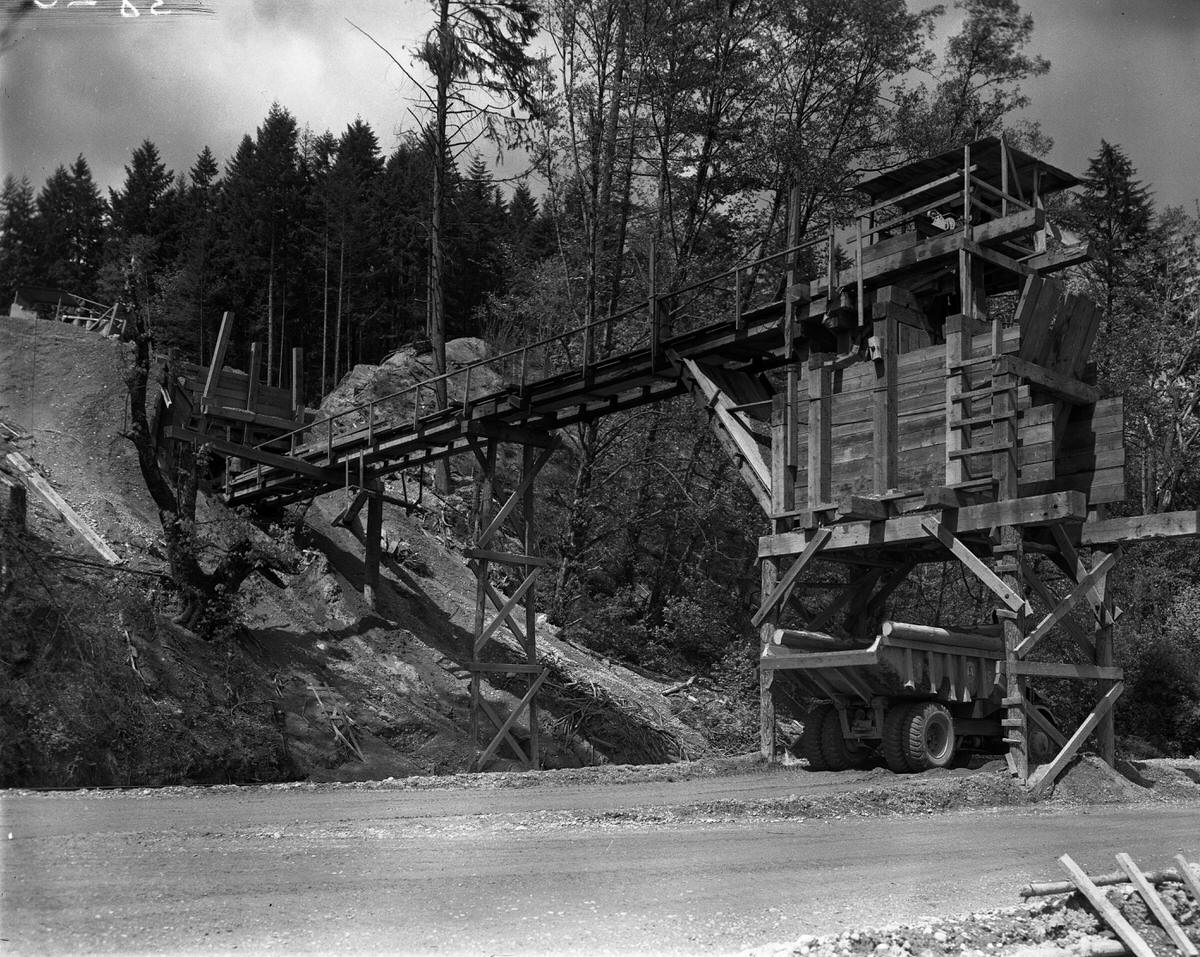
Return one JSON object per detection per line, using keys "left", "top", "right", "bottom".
{"left": 34, "top": 155, "right": 107, "bottom": 297}
{"left": 109, "top": 139, "right": 174, "bottom": 241}
{"left": 1071, "top": 140, "right": 1155, "bottom": 315}
{"left": 0, "top": 175, "right": 38, "bottom": 305}
{"left": 446, "top": 155, "right": 508, "bottom": 334}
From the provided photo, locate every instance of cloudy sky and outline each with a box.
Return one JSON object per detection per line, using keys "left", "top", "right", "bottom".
{"left": 1, "top": 0, "right": 1198, "bottom": 210}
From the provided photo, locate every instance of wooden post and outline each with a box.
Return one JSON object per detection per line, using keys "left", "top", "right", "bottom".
{"left": 470, "top": 440, "right": 497, "bottom": 757}
{"left": 1095, "top": 552, "right": 1117, "bottom": 766}
{"left": 522, "top": 443, "right": 540, "bottom": 768}
{"left": 808, "top": 356, "right": 832, "bottom": 507}
{"left": 201, "top": 310, "right": 234, "bottom": 412}
{"left": 872, "top": 307, "right": 898, "bottom": 492}
{"left": 759, "top": 555, "right": 779, "bottom": 759}
{"left": 363, "top": 478, "right": 382, "bottom": 610}
{"left": 291, "top": 347, "right": 304, "bottom": 422}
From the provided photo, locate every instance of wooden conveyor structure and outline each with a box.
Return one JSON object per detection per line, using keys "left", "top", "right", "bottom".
{"left": 164, "top": 136, "right": 1200, "bottom": 787}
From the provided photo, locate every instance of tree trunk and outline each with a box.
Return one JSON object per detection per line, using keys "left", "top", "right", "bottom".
{"left": 429, "top": 0, "right": 452, "bottom": 494}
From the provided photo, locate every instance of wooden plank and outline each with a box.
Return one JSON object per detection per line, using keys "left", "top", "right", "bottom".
{"left": 1173, "top": 854, "right": 1200, "bottom": 902}
{"left": 1050, "top": 525, "right": 1119, "bottom": 622}
{"left": 759, "top": 646, "right": 879, "bottom": 671}
{"left": 1031, "top": 682, "right": 1124, "bottom": 796}
{"left": 922, "top": 516, "right": 1030, "bottom": 614}
{"left": 1025, "top": 242, "right": 1092, "bottom": 274}
{"left": 1115, "top": 853, "right": 1199, "bottom": 957}
{"left": 166, "top": 427, "right": 338, "bottom": 483}
{"left": 1000, "top": 355, "right": 1099, "bottom": 405}
{"left": 1025, "top": 698, "right": 1068, "bottom": 750}
{"left": 1014, "top": 550, "right": 1119, "bottom": 658}
{"left": 751, "top": 526, "right": 833, "bottom": 628}
{"left": 200, "top": 404, "right": 314, "bottom": 434}
{"left": 201, "top": 310, "right": 234, "bottom": 409}
{"left": 464, "top": 419, "right": 556, "bottom": 448}
{"left": 4, "top": 452, "right": 121, "bottom": 565}
{"left": 760, "top": 491, "right": 1088, "bottom": 557}
{"left": 1056, "top": 854, "right": 1156, "bottom": 957}
{"left": 1008, "top": 661, "right": 1123, "bottom": 680}
{"left": 1081, "top": 510, "right": 1200, "bottom": 546}
{"left": 837, "top": 495, "right": 888, "bottom": 521}
{"left": 332, "top": 488, "right": 370, "bottom": 528}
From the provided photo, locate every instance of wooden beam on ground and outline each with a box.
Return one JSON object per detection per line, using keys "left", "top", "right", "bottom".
{"left": 4, "top": 452, "right": 121, "bottom": 565}
{"left": 1057, "top": 854, "right": 1156, "bottom": 957}
{"left": 201, "top": 311, "right": 234, "bottom": 411}
{"left": 999, "top": 355, "right": 1099, "bottom": 405}
{"left": 751, "top": 526, "right": 832, "bottom": 628}
{"left": 921, "top": 516, "right": 1029, "bottom": 614}
{"left": 760, "top": 492, "right": 1087, "bottom": 557}
{"left": 1115, "top": 852, "right": 1200, "bottom": 957}
{"left": 1013, "top": 550, "right": 1119, "bottom": 658}
{"left": 1031, "top": 682, "right": 1124, "bottom": 797}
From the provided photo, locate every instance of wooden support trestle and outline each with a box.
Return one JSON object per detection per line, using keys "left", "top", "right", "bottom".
{"left": 467, "top": 432, "right": 558, "bottom": 770}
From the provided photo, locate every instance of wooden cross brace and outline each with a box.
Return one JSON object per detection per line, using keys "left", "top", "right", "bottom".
{"left": 1014, "top": 549, "right": 1118, "bottom": 659}
{"left": 475, "top": 570, "right": 539, "bottom": 655}
{"left": 474, "top": 440, "right": 558, "bottom": 551}
{"left": 1029, "top": 681, "right": 1124, "bottom": 797}
{"left": 476, "top": 668, "right": 549, "bottom": 769}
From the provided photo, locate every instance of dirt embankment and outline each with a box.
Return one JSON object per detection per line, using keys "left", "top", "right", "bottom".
{"left": 0, "top": 317, "right": 713, "bottom": 786}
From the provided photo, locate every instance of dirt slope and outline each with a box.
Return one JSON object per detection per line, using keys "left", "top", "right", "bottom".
{"left": 0, "top": 316, "right": 712, "bottom": 786}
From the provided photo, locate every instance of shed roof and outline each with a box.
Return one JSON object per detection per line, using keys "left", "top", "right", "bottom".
{"left": 857, "top": 137, "right": 1079, "bottom": 210}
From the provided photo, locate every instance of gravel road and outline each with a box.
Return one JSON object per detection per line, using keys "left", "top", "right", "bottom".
{"left": 3, "top": 767, "right": 1198, "bottom": 955}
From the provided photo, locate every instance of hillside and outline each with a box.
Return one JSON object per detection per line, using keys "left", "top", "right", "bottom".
{"left": 0, "top": 315, "right": 718, "bottom": 787}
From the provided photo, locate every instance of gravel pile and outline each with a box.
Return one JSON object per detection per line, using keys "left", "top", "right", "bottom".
{"left": 747, "top": 861, "right": 1200, "bottom": 956}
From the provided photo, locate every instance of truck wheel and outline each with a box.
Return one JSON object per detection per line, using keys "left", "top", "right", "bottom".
{"left": 882, "top": 703, "right": 915, "bottom": 773}
{"left": 1029, "top": 705, "right": 1061, "bottom": 764}
{"left": 903, "top": 701, "right": 956, "bottom": 771}
{"left": 820, "top": 708, "right": 873, "bottom": 771}
{"left": 797, "top": 704, "right": 834, "bottom": 771}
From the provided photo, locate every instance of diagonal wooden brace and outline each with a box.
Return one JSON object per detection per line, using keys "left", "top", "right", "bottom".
{"left": 476, "top": 668, "right": 549, "bottom": 769}
{"left": 475, "top": 570, "right": 538, "bottom": 655}
{"left": 1050, "top": 525, "right": 1122, "bottom": 624}
{"left": 477, "top": 441, "right": 558, "bottom": 549}
{"left": 1030, "top": 681, "right": 1124, "bottom": 797}
{"left": 1019, "top": 557, "right": 1095, "bottom": 658}
{"left": 1014, "top": 550, "right": 1118, "bottom": 658}
{"left": 921, "top": 517, "right": 1030, "bottom": 615}
{"left": 476, "top": 695, "right": 530, "bottom": 766}
{"left": 751, "top": 526, "right": 832, "bottom": 628}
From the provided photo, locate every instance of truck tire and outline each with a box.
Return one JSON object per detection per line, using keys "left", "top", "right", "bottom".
{"left": 820, "top": 708, "right": 873, "bottom": 771}
{"left": 797, "top": 704, "right": 834, "bottom": 771}
{"left": 882, "top": 703, "right": 915, "bottom": 773}
{"left": 903, "top": 701, "right": 956, "bottom": 770}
